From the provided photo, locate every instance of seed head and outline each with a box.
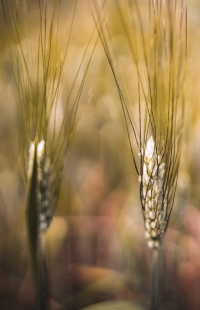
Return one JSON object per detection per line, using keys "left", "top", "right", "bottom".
{"left": 139, "top": 136, "right": 167, "bottom": 248}
{"left": 28, "top": 140, "right": 58, "bottom": 233}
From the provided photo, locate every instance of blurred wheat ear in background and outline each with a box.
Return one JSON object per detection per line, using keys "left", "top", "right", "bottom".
{"left": 95, "top": 0, "right": 187, "bottom": 309}
{"left": 1, "top": 0, "right": 97, "bottom": 308}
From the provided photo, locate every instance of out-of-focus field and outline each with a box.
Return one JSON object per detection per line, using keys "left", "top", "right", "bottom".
{"left": 0, "top": 0, "right": 200, "bottom": 309}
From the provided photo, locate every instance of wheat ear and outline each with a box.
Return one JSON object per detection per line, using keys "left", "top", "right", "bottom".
{"left": 1, "top": 0, "right": 99, "bottom": 307}
{"left": 95, "top": 0, "right": 187, "bottom": 308}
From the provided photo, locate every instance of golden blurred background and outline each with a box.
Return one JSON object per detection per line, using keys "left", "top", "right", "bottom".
{"left": 0, "top": 0, "right": 200, "bottom": 309}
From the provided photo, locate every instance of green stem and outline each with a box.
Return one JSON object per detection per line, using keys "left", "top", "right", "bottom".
{"left": 151, "top": 248, "right": 159, "bottom": 310}
{"left": 38, "top": 232, "right": 48, "bottom": 310}
{"left": 26, "top": 140, "right": 48, "bottom": 310}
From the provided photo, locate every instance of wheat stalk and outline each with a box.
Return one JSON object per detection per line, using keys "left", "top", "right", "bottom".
{"left": 1, "top": 0, "right": 98, "bottom": 308}
{"left": 95, "top": 0, "right": 187, "bottom": 308}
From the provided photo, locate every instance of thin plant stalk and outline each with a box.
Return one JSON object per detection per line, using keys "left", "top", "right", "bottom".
{"left": 151, "top": 248, "right": 159, "bottom": 310}
{"left": 38, "top": 232, "right": 48, "bottom": 310}
{"left": 26, "top": 138, "right": 48, "bottom": 310}
{"left": 2, "top": 0, "right": 99, "bottom": 308}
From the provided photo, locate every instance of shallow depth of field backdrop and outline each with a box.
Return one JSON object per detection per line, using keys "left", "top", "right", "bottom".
{"left": 0, "top": 0, "right": 200, "bottom": 309}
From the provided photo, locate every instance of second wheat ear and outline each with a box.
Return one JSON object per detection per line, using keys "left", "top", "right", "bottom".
{"left": 28, "top": 139, "right": 58, "bottom": 233}
{"left": 2, "top": 0, "right": 99, "bottom": 308}
{"left": 27, "top": 137, "right": 57, "bottom": 309}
